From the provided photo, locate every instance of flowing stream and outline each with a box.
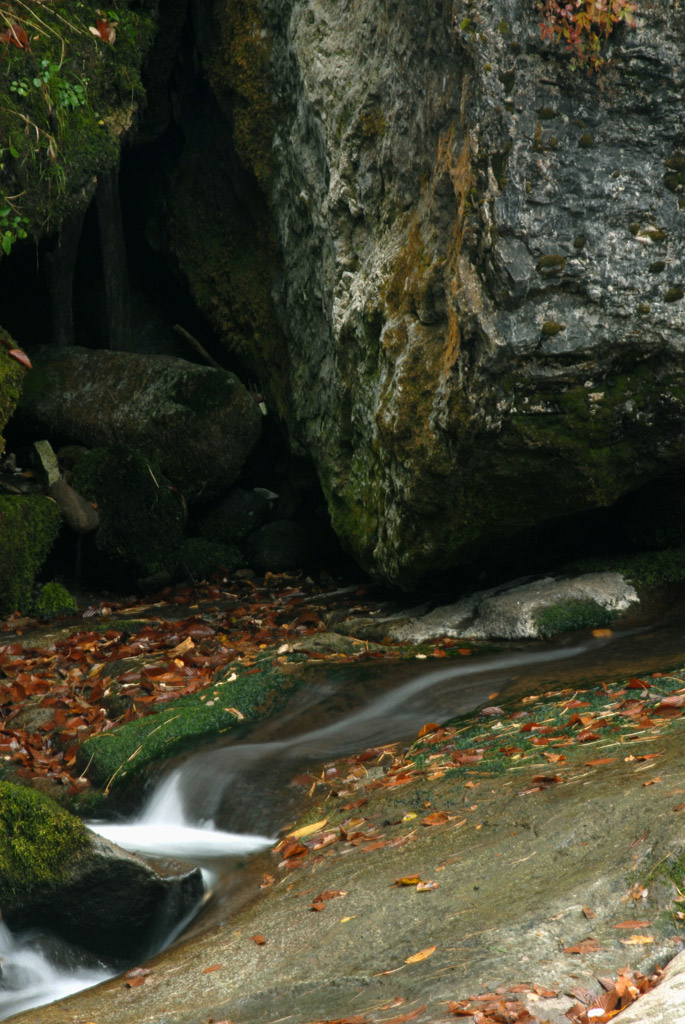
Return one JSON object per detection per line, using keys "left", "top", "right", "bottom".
{"left": 3, "top": 619, "right": 685, "bottom": 1020}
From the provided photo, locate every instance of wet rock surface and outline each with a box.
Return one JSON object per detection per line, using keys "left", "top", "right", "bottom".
{"left": 11, "top": 687, "right": 685, "bottom": 1024}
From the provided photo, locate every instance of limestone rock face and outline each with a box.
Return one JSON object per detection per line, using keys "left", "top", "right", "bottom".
{"left": 163, "top": 0, "right": 685, "bottom": 585}
{"left": 15, "top": 347, "right": 261, "bottom": 501}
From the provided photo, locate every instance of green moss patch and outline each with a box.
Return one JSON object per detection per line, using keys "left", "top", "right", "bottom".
{"left": 0, "top": 2, "right": 155, "bottom": 248}
{"left": 0, "top": 495, "right": 61, "bottom": 616}
{"left": 33, "top": 581, "right": 77, "bottom": 620}
{"left": 534, "top": 598, "right": 616, "bottom": 639}
{"left": 77, "top": 655, "right": 299, "bottom": 795}
{"left": 0, "top": 782, "right": 88, "bottom": 900}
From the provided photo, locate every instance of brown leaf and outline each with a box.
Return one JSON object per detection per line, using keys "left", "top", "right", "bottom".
{"left": 260, "top": 873, "right": 275, "bottom": 888}
{"left": 582, "top": 907, "right": 596, "bottom": 919}
{"left": 584, "top": 757, "right": 616, "bottom": 767}
{"left": 418, "top": 722, "right": 440, "bottom": 737}
{"left": 673, "top": 803, "right": 685, "bottom": 812}
{"left": 251, "top": 934, "right": 266, "bottom": 945}
{"left": 394, "top": 875, "right": 423, "bottom": 886}
{"left": 612, "top": 920, "right": 651, "bottom": 928}
{"left": 404, "top": 945, "right": 436, "bottom": 963}
{"left": 202, "top": 964, "right": 222, "bottom": 973}
{"left": 563, "top": 938, "right": 601, "bottom": 954}
{"left": 421, "top": 810, "right": 450, "bottom": 826}
{"left": 416, "top": 880, "right": 439, "bottom": 892}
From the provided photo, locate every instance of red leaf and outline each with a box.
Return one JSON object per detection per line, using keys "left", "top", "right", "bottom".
{"left": 201, "top": 963, "right": 222, "bottom": 973}
{"left": 251, "top": 934, "right": 266, "bottom": 945}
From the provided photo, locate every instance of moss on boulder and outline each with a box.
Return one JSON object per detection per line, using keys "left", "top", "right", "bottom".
{"left": 0, "top": 495, "right": 61, "bottom": 616}
{"left": 0, "top": 339, "right": 24, "bottom": 464}
{"left": 77, "top": 655, "right": 298, "bottom": 796}
{"left": 73, "top": 445, "right": 185, "bottom": 584}
{"left": 0, "top": 782, "right": 88, "bottom": 900}
{"left": 0, "top": 2, "right": 155, "bottom": 250}
{"left": 33, "top": 581, "right": 78, "bottom": 620}
{"left": 0, "top": 782, "right": 203, "bottom": 961}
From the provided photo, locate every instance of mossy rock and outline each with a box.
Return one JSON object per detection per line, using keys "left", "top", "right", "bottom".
{"left": 534, "top": 598, "right": 616, "bottom": 639}
{"left": 0, "top": 339, "right": 24, "bottom": 464}
{"left": 0, "top": 495, "right": 61, "bottom": 616}
{"left": 73, "top": 445, "right": 185, "bottom": 584}
{"left": 77, "top": 655, "right": 299, "bottom": 797}
{"left": 0, "top": 782, "right": 89, "bottom": 901}
{"left": 0, "top": 3, "right": 156, "bottom": 251}
{"left": 0, "top": 782, "right": 202, "bottom": 961}
{"left": 180, "top": 537, "right": 244, "bottom": 581}
{"left": 33, "top": 581, "right": 78, "bottom": 620}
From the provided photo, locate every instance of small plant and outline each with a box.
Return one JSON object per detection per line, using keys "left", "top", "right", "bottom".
{"left": 538, "top": 0, "right": 637, "bottom": 76}
{"left": 0, "top": 205, "right": 29, "bottom": 256}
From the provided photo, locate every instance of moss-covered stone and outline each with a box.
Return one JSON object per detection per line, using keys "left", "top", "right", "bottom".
{"left": 72, "top": 446, "right": 185, "bottom": 583}
{"left": 534, "top": 598, "right": 615, "bottom": 639}
{"left": 0, "top": 495, "right": 61, "bottom": 616}
{"left": 0, "top": 335, "right": 25, "bottom": 464}
{"left": 0, "top": 782, "right": 88, "bottom": 900}
{"left": 33, "top": 581, "right": 78, "bottom": 620}
{"left": 0, "top": 2, "right": 156, "bottom": 248}
{"left": 180, "top": 537, "right": 244, "bottom": 581}
{"left": 77, "top": 654, "right": 299, "bottom": 796}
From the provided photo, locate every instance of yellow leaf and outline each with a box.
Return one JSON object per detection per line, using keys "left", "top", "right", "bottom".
{"left": 340, "top": 916, "right": 356, "bottom": 923}
{"left": 620, "top": 935, "right": 654, "bottom": 945}
{"left": 402, "top": 812, "right": 417, "bottom": 822}
{"left": 287, "top": 818, "right": 328, "bottom": 839}
{"left": 405, "top": 945, "right": 436, "bottom": 963}
{"left": 223, "top": 706, "right": 245, "bottom": 720}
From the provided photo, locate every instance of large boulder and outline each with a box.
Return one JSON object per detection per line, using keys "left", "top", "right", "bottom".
{"left": 155, "top": 0, "right": 685, "bottom": 586}
{"left": 0, "top": 782, "right": 203, "bottom": 962}
{"left": 15, "top": 348, "right": 262, "bottom": 501}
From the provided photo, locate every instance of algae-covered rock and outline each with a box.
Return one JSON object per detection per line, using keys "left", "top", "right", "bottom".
{"left": 16, "top": 347, "right": 262, "bottom": 501}
{"left": 0, "top": 495, "right": 61, "bottom": 616}
{"left": 33, "top": 581, "right": 78, "bottom": 620}
{"left": 0, "top": 782, "right": 202, "bottom": 961}
{"left": 72, "top": 445, "right": 185, "bottom": 584}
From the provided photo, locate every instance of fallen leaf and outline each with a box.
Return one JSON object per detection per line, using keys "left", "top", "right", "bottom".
{"left": 563, "top": 938, "right": 601, "bottom": 954}
{"left": 405, "top": 945, "right": 436, "bottom": 963}
{"left": 612, "top": 920, "right": 651, "bottom": 928}
{"left": 418, "top": 722, "right": 440, "bottom": 737}
{"left": 584, "top": 758, "right": 616, "bottom": 767}
{"left": 620, "top": 935, "right": 654, "bottom": 945}
{"left": 421, "top": 811, "right": 450, "bottom": 826}
{"left": 394, "top": 875, "right": 423, "bottom": 886}
{"left": 288, "top": 818, "right": 328, "bottom": 839}
{"left": 582, "top": 907, "right": 596, "bottom": 919}
{"left": 416, "top": 880, "right": 439, "bottom": 892}
{"left": 202, "top": 964, "right": 222, "bottom": 973}
{"left": 674, "top": 803, "right": 685, "bottom": 812}
{"left": 251, "top": 934, "right": 266, "bottom": 945}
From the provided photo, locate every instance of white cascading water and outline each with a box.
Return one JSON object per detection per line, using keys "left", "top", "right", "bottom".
{"left": 0, "top": 634, "right": 613, "bottom": 1021}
